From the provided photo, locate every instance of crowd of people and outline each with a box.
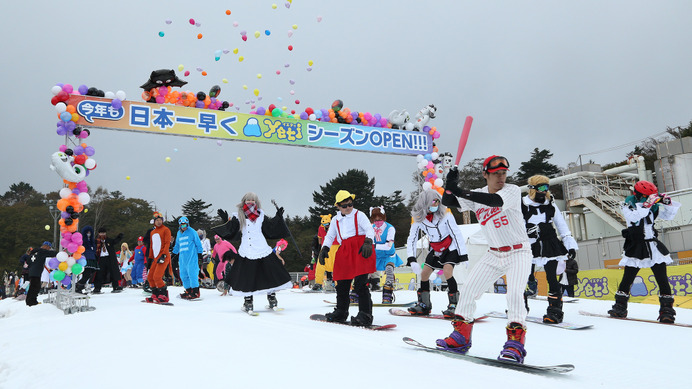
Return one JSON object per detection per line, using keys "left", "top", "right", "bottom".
{"left": 6, "top": 155, "right": 680, "bottom": 365}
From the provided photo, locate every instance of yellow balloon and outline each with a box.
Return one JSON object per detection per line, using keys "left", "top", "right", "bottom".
{"left": 257, "top": 74, "right": 262, "bottom": 79}
{"left": 272, "top": 3, "right": 277, "bottom": 9}
{"left": 238, "top": 56, "right": 244, "bottom": 62}
{"left": 45, "top": 225, "right": 50, "bottom": 230}
{"left": 292, "top": 24, "right": 298, "bottom": 30}
{"left": 243, "top": 85, "right": 248, "bottom": 90}
{"left": 254, "top": 31, "right": 260, "bottom": 38}
{"left": 233, "top": 48, "right": 239, "bottom": 54}
{"left": 178, "top": 64, "right": 184, "bottom": 71}
{"left": 126, "top": 176, "right": 130, "bottom": 180}
{"left": 237, "top": 157, "right": 242, "bottom": 162}
{"left": 222, "top": 78, "right": 228, "bottom": 84}
{"left": 165, "top": 157, "right": 171, "bottom": 162}
{"left": 84, "top": 208, "right": 88, "bottom": 213}
{"left": 308, "top": 60, "right": 314, "bottom": 66}
{"left": 58, "top": 262, "right": 68, "bottom": 271}
{"left": 253, "top": 89, "right": 260, "bottom": 96}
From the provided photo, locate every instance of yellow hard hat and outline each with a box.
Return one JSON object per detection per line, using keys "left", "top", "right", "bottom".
{"left": 334, "top": 190, "right": 356, "bottom": 206}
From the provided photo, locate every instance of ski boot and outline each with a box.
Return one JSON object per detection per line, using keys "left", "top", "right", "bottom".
{"left": 350, "top": 311, "right": 373, "bottom": 327}
{"left": 542, "top": 293, "right": 564, "bottom": 323}
{"left": 325, "top": 309, "right": 349, "bottom": 323}
{"left": 349, "top": 290, "right": 359, "bottom": 304}
{"left": 408, "top": 289, "right": 431, "bottom": 315}
{"left": 608, "top": 291, "right": 629, "bottom": 318}
{"left": 157, "top": 287, "right": 169, "bottom": 303}
{"left": 267, "top": 293, "right": 278, "bottom": 309}
{"left": 369, "top": 277, "right": 381, "bottom": 292}
{"left": 382, "top": 284, "right": 395, "bottom": 304}
{"left": 442, "top": 291, "right": 459, "bottom": 319}
{"left": 180, "top": 288, "right": 192, "bottom": 300}
{"left": 311, "top": 283, "right": 323, "bottom": 291}
{"left": 145, "top": 288, "right": 160, "bottom": 303}
{"left": 436, "top": 315, "right": 473, "bottom": 354}
{"left": 242, "top": 296, "right": 254, "bottom": 313}
{"left": 658, "top": 295, "right": 676, "bottom": 323}
{"left": 498, "top": 322, "right": 527, "bottom": 363}
{"left": 524, "top": 279, "right": 537, "bottom": 298}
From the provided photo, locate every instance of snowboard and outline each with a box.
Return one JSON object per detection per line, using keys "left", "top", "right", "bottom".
{"left": 141, "top": 300, "right": 174, "bottom": 306}
{"left": 266, "top": 306, "right": 285, "bottom": 312}
{"left": 323, "top": 299, "right": 415, "bottom": 308}
{"left": 485, "top": 311, "right": 593, "bottom": 330}
{"left": 389, "top": 308, "right": 488, "bottom": 321}
{"left": 176, "top": 295, "right": 203, "bottom": 301}
{"left": 403, "top": 337, "right": 574, "bottom": 374}
{"left": 309, "top": 314, "right": 396, "bottom": 330}
{"left": 291, "top": 289, "right": 335, "bottom": 294}
{"left": 578, "top": 310, "right": 692, "bottom": 328}
{"left": 529, "top": 296, "right": 578, "bottom": 303}
{"left": 242, "top": 308, "right": 260, "bottom": 316}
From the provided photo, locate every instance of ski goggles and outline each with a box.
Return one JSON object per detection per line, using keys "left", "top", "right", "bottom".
{"left": 528, "top": 183, "right": 550, "bottom": 192}
{"left": 484, "top": 156, "right": 509, "bottom": 173}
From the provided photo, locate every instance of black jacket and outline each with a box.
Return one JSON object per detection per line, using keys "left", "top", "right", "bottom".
{"left": 27, "top": 248, "right": 58, "bottom": 278}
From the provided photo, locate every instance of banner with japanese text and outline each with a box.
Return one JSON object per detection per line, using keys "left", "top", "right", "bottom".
{"left": 65, "top": 95, "right": 433, "bottom": 156}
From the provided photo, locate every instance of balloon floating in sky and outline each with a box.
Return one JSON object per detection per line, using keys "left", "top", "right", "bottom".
{"left": 189, "top": 18, "right": 195, "bottom": 25}
{"left": 253, "top": 89, "right": 260, "bottom": 96}
{"left": 165, "top": 19, "right": 172, "bottom": 24}
{"left": 158, "top": 31, "right": 164, "bottom": 37}
{"left": 254, "top": 31, "right": 260, "bottom": 38}
{"left": 308, "top": 60, "right": 314, "bottom": 66}
{"left": 225, "top": 10, "right": 231, "bottom": 15}
{"left": 237, "top": 157, "right": 242, "bottom": 162}
{"left": 242, "top": 35, "right": 247, "bottom": 41}
{"left": 265, "top": 30, "right": 271, "bottom": 36}
{"left": 292, "top": 24, "right": 298, "bottom": 30}
{"left": 239, "top": 56, "right": 244, "bottom": 62}
{"left": 217, "top": 140, "right": 223, "bottom": 146}
{"left": 178, "top": 64, "right": 184, "bottom": 71}
{"left": 197, "top": 33, "right": 203, "bottom": 39}
{"left": 126, "top": 176, "right": 131, "bottom": 180}
{"left": 288, "top": 45, "right": 293, "bottom": 51}
{"left": 317, "top": 16, "right": 323, "bottom": 22}
{"left": 233, "top": 48, "right": 239, "bottom": 54}
{"left": 222, "top": 78, "right": 228, "bottom": 83}
{"left": 45, "top": 225, "right": 50, "bottom": 231}
{"left": 184, "top": 71, "right": 190, "bottom": 76}
{"left": 165, "top": 157, "right": 171, "bottom": 162}
{"left": 257, "top": 74, "right": 262, "bottom": 79}
{"left": 287, "top": 30, "right": 293, "bottom": 38}
{"left": 272, "top": 4, "right": 277, "bottom": 9}
{"left": 276, "top": 70, "right": 281, "bottom": 75}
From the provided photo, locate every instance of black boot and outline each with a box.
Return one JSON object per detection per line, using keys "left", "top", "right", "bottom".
{"left": 192, "top": 287, "right": 200, "bottom": 299}
{"left": 408, "top": 289, "right": 431, "bottom": 315}
{"left": 325, "top": 308, "right": 349, "bottom": 323}
{"left": 658, "top": 295, "right": 676, "bottom": 323}
{"left": 442, "top": 291, "right": 459, "bottom": 319}
{"left": 350, "top": 311, "right": 373, "bottom": 326}
{"left": 382, "top": 284, "right": 395, "bottom": 304}
{"left": 608, "top": 291, "right": 629, "bottom": 318}
{"left": 242, "top": 296, "right": 254, "bottom": 312}
{"left": 369, "top": 277, "right": 381, "bottom": 292}
{"left": 542, "top": 294, "right": 564, "bottom": 323}
{"left": 267, "top": 292, "right": 278, "bottom": 309}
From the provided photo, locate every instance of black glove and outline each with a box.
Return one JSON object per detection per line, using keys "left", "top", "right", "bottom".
{"left": 567, "top": 249, "right": 576, "bottom": 261}
{"left": 217, "top": 208, "right": 229, "bottom": 221}
{"left": 359, "top": 238, "right": 374, "bottom": 258}
{"left": 158, "top": 254, "right": 167, "bottom": 264}
{"left": 406, "top": 256, "right": 417, "bottom": 266}
{"left": 318, "top": 246, "right": 329, "bottom": 265}
{"left": 444, "top": 167, "right": 465, "bottom": 197}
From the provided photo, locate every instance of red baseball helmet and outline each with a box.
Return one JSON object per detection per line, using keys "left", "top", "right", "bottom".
{"left": 634, "top": 180, "right": 657, "bottom": 196}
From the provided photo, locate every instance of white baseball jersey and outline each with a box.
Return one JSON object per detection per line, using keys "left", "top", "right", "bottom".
{"left": 406, "top": 212, "right": 467, "bottom": 257}
{"left": 456, "top": 184, "right": 529, "bottom": 248}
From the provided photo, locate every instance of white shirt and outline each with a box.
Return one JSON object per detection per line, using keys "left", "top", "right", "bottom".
{"left": 522, "top": 196, "right": 578, "bottom": 251}
{"left": 374, "top": 223, "right": 396, "bottom": 251}
{"left": 456, "top": 183, "right": 529, "bottom": 248}
{"left": 406, "top": 212, "right": 467, "bottom": 257}
{"left": 322, "top": 209, "right": 375, "bottom": 248}
{"left": 622, "top": 200, "right": 681, "bottom": 239}
{"left": 234, "top": 211, "right": 273, "bottom": 260}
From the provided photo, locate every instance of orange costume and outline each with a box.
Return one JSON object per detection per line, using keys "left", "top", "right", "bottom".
{"left": 148, "top": 216, "right": 172, "bottom": 290}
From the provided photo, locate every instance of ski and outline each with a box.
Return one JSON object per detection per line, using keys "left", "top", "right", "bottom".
{"left": 323, "top": 299, "right": 415, "bottom": 308}
{"left": 485, "top": 311, "right": 592, "bottom": 330}
{"left": 310, "top": 314, "right": 396, "bottom": 330}
{"left": 403, "top": 337, "right": 574, "bottom": 374}
{"left": 141, "top": 300, "right": 174, "bottom": 306}
{"left": 528, "top": 296, "right": 579, "bottom": 303}
{"left": 578, "top": 310, "right": 692, "bottom": 328}
{"left": 389, "top": 308, "right": 488, "bottom": 321}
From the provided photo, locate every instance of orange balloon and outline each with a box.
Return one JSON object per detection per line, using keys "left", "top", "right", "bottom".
{"left": 66, "top": 105, "right": 76, "bottom": 114}
{"left": 436, "top": 187, "right": 444, "bottom": 195}
{"left": 201, "top": 71, "right": 208, "bottom": 76}
{"left": 330, "top": 118, "right": 337, "bottom": 123}
{"left": 197, "top": 33, "right": 203, "bottom": 39}
{"left": 56, "top": 199, "right": 68, "bottom": 211}
{"left": 73, "top": 252, "right": 81, "bottom": 260}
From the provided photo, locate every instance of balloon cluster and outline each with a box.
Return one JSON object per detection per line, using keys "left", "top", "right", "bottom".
{"left": 141, "top": 85, "right": 230, "bottom": 110}
{"left": 47, "top": 82, "right": 102, "bottom": 287}
{"left": 249, "top": 99, "right": 392, "bottom": 128}
{"left": 416, "top": 149, "right": 446, "bottom": 195}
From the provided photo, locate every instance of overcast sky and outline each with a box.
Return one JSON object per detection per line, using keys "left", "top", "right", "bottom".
{"left": 2, "top": 1, "right": 692, "bottom": 219}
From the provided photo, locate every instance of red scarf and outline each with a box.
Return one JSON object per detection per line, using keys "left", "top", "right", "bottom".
{"left": 243, "top": 204, "right": 260, "bottom": 222}
{"left": 426, "top": 213, "right": 434, "bottom": 222}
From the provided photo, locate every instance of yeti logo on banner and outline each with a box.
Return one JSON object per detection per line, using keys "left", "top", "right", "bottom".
{"left": 77, "top": 100, "right": 124, "bottom": 123}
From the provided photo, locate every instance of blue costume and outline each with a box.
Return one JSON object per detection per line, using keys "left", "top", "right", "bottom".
{"left": 131, "top": 242, "right": 147, "bottom": 285}
{"left": 173, "top": 217, "right": 203, "bottom": 289}
{"left": 374, "top": 222, "right": 403, "bottom": 270}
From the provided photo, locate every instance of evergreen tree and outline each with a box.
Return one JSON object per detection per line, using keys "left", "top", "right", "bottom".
{"left": 179, "top": 198, "right": 213, "bottom": 231}
{"left": 515, "top": 148, "right": 561, "bottom": 182}
{"left": 0, "top": 182, "right": 43, "bottom": 206}
{"left": 308, "top": 169, "right": 375, "bottom": 220}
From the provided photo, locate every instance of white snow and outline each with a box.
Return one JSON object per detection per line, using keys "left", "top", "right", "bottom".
{"left": 0, "top": 288, "right": 688, "bottom": 388}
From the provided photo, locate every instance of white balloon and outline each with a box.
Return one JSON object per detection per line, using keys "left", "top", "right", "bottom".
{"left": 416, "top": 154, "right": 424, "bottom": 162}
{"left": 434, "top": 178, "right": 444, "bottom": 187}
{"left": 78, "top": 192, "right": 91, "bottom": 205}
{"left": 431, "top": 152, "right": 439, "bottom": 160}
{"left": 404, "top": 122, "right": 415, "bottom": 131}
{"left": 115, "top": 90, "right": 127, "bottom": 100}
{"left": 59, "top": 188, "right": 72, "bottom": 199}
{"left": 422, "top": 182, "right": 433, "bottom": 190}
{"left": 51, "top": 85, "right": 62, "bottom": 95}
{"left": 429, "top": 272, "right": 438, "bottom": 281}
{"left": 308, "top": 114, "right": 316, "bottom": 121}
{"left": 56, "top": 252, "right": 69, "bottom": 262}
{"left": 84, "top": 158, "right": 96, "bottom": 169}
{"left": 104, "top": 91, "right": 115, "bottom": 99}
{"left": 55, "top": 102, "right": 67, "bottom": 113}
{"left": 67, "top": 258, "right": 76, "bottom": 266}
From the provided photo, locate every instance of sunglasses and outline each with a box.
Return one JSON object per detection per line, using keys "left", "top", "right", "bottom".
{"left": 485, "top": 156, "right": 510, "bottom": 172}
{"left": 529, "top": 184, "right": 550, "bottom": 192}
{"left": 339, "top": 202, "right": 354, "bottom": 209}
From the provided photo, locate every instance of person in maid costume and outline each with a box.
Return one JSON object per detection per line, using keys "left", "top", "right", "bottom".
{"left": 369, "top": 206, "right": 403, "bottom": 304}
{"left": 608, "top": 180, "right": 681, "bottom": 323}
{"left": 318, "top": 190, "right": 376, "bottom": 326}
{"left": 521, "top": 175, "right": 578, "bottom": 323}
{"left": 212, "top": 192, "right": 293, "bottom": 313}
{"left": 406, "top": 190, "right": 468, "bottom": 318}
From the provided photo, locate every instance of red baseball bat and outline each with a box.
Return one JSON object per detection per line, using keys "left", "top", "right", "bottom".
{"left": 455, "top": 116, "right": 473, "bottom": 166}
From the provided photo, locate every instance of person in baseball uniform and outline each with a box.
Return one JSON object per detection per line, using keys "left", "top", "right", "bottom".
{"left": 436, "top": 155, "right": 532, "bottom": 364}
